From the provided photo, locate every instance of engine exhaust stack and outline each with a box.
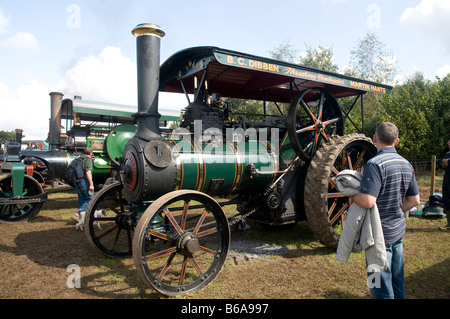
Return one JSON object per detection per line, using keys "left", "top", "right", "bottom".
{"left": 49, "top": 92, "right": 64, "bottom": 150}
{"left": 131, "top": 23, "right": 165, "bottom": 141}
{"left": 121, "top": 23, "right": 175, "bottom": 203}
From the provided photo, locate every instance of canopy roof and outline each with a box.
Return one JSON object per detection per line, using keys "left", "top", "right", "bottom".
{"left": 61, "top": 99, "right": 180, "bottom": 124}
{"left": 160, "top": 46, "right": 392, "bottom": 103}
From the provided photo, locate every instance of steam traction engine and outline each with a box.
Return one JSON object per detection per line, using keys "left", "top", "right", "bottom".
{"left": 84, "top": 24, "right": 392, "bottom": 296}
{"left": 0, "top": 96, "right": 136, "bottom": 223}
{"left": 0, "top": 90, "right": 178, "bottom": 223}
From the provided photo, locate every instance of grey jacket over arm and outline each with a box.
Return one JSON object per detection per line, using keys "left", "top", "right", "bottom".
{"left": 334, "top": 170, "right": 387, "bottom": 271}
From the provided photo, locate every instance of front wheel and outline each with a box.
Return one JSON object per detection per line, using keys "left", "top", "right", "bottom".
{"left": 303, "top": 133, "right": 377, "bottom": 248}
{"left": 0, "top": 174, "right": 45, "bottom": 223}
{"left": 132, "top": 190, "right": 230, "bottom": 296}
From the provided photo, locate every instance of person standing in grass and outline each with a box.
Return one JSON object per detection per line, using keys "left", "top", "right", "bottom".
{"left": 439, "top": 138, "right": 450, "bottom": 231}
{"left": 351, "top": 122, "right": 420, "bottom": 299}
{"left": 71, "top": 147, "right": 95, "bottom": 222}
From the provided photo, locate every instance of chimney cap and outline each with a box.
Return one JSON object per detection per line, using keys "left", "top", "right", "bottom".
{"left": 49, "top": 92, "right": 64, "bottom": 97}
{"left": 132, "top": 23, "right": 165, "bottom": 38}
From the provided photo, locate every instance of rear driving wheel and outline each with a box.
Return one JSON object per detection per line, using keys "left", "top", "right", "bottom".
{"left": 304, "top": 133, "right": 376, "bottom": 248}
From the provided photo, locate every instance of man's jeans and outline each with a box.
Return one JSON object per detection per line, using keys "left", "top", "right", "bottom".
{"left": 75, "top": 179, "right": 93, "bottom": 213}
{"left": 367, "top": 238, "right": 405, "bottom": 299}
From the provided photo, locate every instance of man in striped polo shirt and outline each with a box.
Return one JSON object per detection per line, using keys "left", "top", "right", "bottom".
{"left": 352, "top": 122, "right": 420, "bottom": 299}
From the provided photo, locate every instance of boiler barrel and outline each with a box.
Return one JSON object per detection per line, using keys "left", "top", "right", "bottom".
{"left": 170, "top": 139, "right": 277, "bottom": 196}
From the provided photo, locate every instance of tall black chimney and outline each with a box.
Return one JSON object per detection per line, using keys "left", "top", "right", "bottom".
{"left": 131, "top": 23, "right": 165, "bottom": 141}
{"left": 122, "top": 23, "right": 176, "bottom": 203}
{"left": 49, "top": 92, "right": 63, "bottom": 150}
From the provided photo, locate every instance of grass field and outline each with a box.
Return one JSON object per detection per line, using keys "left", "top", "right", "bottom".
{"left": 0, "top": 172, "right": 448, "bottom": 300}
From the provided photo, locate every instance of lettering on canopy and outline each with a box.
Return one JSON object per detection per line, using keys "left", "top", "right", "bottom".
{"left": 215, "top": 52, "right": 389, "bottom": 94}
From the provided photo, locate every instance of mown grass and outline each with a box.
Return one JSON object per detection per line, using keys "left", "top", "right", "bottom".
{"left": 55, "top": 183, "right": 449, "bottom": 299}
{"left": 2, "top": 180, "right": 447, "bottom": 300}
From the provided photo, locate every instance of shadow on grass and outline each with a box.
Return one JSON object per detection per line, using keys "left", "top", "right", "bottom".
{"left": 0, "top": 223, "right": 164, "bottom": 299}
{"left": 406, "top": 258, "right": 450, "bottom": 299}
{"left": 232, "top": 220, "right": 336, "bottom": 258}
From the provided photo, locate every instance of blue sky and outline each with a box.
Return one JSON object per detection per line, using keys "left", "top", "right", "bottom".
{"left": 0, "top": 0, "right": 449, "bottom": 140}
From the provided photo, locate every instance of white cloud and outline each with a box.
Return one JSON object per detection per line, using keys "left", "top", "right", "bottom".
{"left": 0, "top": 79, "right": 51, "bottom": 140}
{"left": 58, "top": 46, "right": 189, "bottom": 112}
{"left": 59, "top": 46, "right": 137, "bottom": 105}
{"left": 0, "top": 32, "right": 38, "bottom": 51}
{"left": 401, "top": 0, "right": 450, "bottom": 55}
{"left": 0, "top": 46, "right": 188, "bottom": 140}
{"left": 435, "top": 64, "right": 450, "bottom": 78}
{"left": 0, "top": 6, "right": 38, "bottom": 51}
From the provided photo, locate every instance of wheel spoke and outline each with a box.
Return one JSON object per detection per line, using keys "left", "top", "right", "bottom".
{"left": 327, "top": 192, "right": 344, "bottom": 199}
{"left": 322, "top": 117, "right": 340, "bottom": 127}
{"left": 300, "top": 99, "right": 317, "bottom": 123}
{"left": 112, "top": 227, "right": 123, "bottom": 251}
{"left": 179, "top": 257, "right": 189, "bottom": 285}
{"left": 189, "top": 257, "right": 203, "bottom": 275}
{"left": 193, "top": 209, "right": 208, "bottom": 235}
{"left": 148, "top": 228, "right": 172, "bottom": 241}
{"left": 316, "top": 91, "right": 325, "bottom": 121}
{"left": 126, "top": 228, "right": 133, "bottom": 253}
{"left": 180, "top": 200, "right": 189, "bottom": 229}
{"left": 296, "top": 124, "right": 316, "bottom": 134}
{"left": 146, "top": 246, "right": 177, "bottom": 261}
{"left": 102, "top": 198, "right": 122, "bottom": 216}
{"left": 353, "top": 150, "right": 367, "bottom": 171}
{"left": 319, "top": 130, "right": 330, "bottom": 142}
{"left": 164, "top": 208, "right": 183, "bottom": 235}
{"left": 92, "top": 217, "right": 116, "bottom": 222}
{"left": 198, "top": 245, "right": 216, "bottom": 255}
{"left": 329, "top": 177, "right": 338, "bottom": 190}
{"left": 95, "top": 223, "right": 119, "bottom": 240}
{"left": 330, "top": 203, "right": 349, "bottom": 225}
{"left": 158, "top": 252, "right": 176, "bottom": 280}
{"left": 328, "top": 199, "right": 338, "bottom": 218}
{"left": 197, "top": 227, "right": 217, "bottom": 238}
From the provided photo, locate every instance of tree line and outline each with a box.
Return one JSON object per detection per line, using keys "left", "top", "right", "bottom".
{"left": 2, "top": 33, "right": 448, "bottom": 161}
{"left": 269, "top": 32, "right": 450, "bottom": 160}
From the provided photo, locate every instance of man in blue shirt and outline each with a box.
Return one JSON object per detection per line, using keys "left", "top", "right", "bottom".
{"left": 352, "top": 122, "right": 420, "bottom": 299}
{"left": 439, "top": 138, "right": 450, "bottom": 230}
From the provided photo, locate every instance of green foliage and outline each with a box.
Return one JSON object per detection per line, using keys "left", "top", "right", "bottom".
{"left": 378, "top": 73, "right": 450, "bottom": 159}
{"left": 230, "top": 99, "right": 288, "bottom": 122}
{"left": 269, "top": 40, "right": 338, "bottom": 72}
{"left": 349, "top": 32, "right": 397, "bottom": 85}
{"left": 268, "top": 33, "right": 449, "bottom": 160}
{"left": 268, "top": 39, "right": 299, "bottom": 63}
{"left": 300, "top": 44, "right": 339, "bottom": 72}
{"left": 0, "top": 130, "right": 16, "bottom": 144}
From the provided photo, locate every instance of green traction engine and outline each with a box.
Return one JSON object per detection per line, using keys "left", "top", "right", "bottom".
{"left": 0, "top": 123, "right": 136, "bottom": 223}
{"left": 83, "top": 23, "right": 392, "bottom": 296}
{"left": 0, "top": 130, "right": 47, "bottom": 223}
